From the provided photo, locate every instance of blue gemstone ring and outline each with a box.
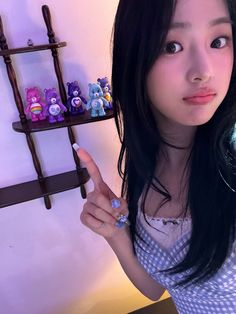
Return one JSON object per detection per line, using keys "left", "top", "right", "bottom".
{"left": 115, "top": 214, "right": 130, "bottom": 229}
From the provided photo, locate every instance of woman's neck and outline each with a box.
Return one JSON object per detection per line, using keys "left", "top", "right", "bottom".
{"left": 159, "top": 143, "right": 193, "bottom": 170}
{"left": 157, "top": 120, "right": 197, "bottom": 168}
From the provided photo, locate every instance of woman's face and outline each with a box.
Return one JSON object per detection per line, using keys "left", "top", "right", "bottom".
{"left": 147, "top": 0, "right": 234, "bottom": 128}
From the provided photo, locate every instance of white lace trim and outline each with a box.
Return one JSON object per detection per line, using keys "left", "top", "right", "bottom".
{"left": 144, "top": 214, "right": 191, "bottom": 225}
{"left": 138, "top": 207, "right": 192, "bottom": 250}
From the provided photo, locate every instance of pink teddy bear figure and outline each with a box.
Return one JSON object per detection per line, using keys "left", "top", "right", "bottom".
{"left": 24, "top": 87, "right": 47, "bottom": 122}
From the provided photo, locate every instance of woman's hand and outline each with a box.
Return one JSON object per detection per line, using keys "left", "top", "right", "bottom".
{"left": 74, "top": 146, "right": 129, "bottom": 239}
{"left": 73, "top": 145, "right": 166, "bottom": 301}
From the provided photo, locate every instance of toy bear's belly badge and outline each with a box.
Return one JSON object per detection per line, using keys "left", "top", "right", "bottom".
{"left": 49, "top": 104, "right": 61, "bottom": 116}
{"left": 91, "top": 99, "right": 103, "bottom": 109}
{"left": 30, "top": 103, "right": 43, "bottom": 114}
{"left": 71, "top": 97, "right": 82, "bottom": 108}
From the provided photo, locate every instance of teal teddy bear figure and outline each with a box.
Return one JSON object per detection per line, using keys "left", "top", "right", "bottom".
{"left": 86, "top": 83, "right": 109, "bottom": 117}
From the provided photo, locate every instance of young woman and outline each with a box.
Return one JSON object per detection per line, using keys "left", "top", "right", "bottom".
{"left": 75, "top": 0, "right": 236, "bottom": 312}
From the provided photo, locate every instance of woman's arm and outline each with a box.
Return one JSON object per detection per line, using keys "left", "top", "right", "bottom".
{"left": 75, "top": 146, "right": 165, "bottom": 301}
{"left": 107, "top": 228, "right": 166, "bottom": 301}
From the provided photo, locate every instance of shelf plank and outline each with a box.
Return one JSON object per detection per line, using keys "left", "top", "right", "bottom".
{"left": 0, "top": 169, "right": 89, "bottom": 208}
{"left": 0, "top": 42, "right": 67, "bottom": 56}
{"left": 128, "top": 298, "right": 177, "bottom": 314}
{"left": 12, "top": 109, "right": 114, "bottom": 133}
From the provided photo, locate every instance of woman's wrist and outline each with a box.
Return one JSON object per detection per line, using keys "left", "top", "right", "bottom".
{"left": 105, "top": 226, "right": 134, "bottom": 256}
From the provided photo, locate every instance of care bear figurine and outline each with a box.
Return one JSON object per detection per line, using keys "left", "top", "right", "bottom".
{"left": 86, "top": 83, "right": 109, "bottom": 117}
{"left": 24, "top": 87, "right": 47, "bottom": 122}
{"left": 66, "top": 81, "right": 87, "bottom": 115}
{"left": 97, "top": 77, "right": 112, "bottom": 109}
{"left": 44, "top": 88, "right": 67, "bottom": 123}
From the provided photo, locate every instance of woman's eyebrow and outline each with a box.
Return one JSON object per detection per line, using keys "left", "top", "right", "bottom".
{"left": 210, "top": 16, "right": 233, "bottom": 27}
{"left": 170, "top": 16, "right": 233, "bottom": 30}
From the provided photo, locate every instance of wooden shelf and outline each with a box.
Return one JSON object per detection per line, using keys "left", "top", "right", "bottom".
{"left": 0, "top": 168, "right": 89, "bottom": 208}
{"left": 12, "top": 109, "right": 114, "bottom": 133}
{"left": 0, "top": 42, "right": 67, "bottom": 56}
{"left": 0, "top": 5, "right": 103, "bottom": 208}
{"left": 128, "top": 298, "right": 177, "bottom": 314}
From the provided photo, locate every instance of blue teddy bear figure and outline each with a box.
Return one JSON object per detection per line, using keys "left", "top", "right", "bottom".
{"left": 86, "top": 83, "right": 109, "bottom": 117}
{"left": 66, "top": 81, "right": 87, "bottom": 115}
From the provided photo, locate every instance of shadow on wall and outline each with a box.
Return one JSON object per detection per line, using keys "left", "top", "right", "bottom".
{"left": 0, "top": 0, "right": 47, "bottom": 47}
{"left": 53, "top": 289, "right": 170, "bottom": 314}
{"left": 0, "top": 1, "right": 89, "bottom": 87}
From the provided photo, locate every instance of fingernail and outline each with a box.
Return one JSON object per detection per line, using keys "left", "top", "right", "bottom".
{"left": 72, "top": 143, "right": 80, "bottom": 151}
{"left": 111, "top": 198, "right": 121, "bottom": 209}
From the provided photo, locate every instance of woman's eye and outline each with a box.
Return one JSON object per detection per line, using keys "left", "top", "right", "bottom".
{"left": 211, "top": 37, "right": 229, "bottom": 49}
{"left": 163, "top": 42, "right": 182, "bottom": 54}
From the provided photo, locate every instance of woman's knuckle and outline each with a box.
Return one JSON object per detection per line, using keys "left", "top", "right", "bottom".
{"left": 109, "top": 216, "right": 116, "bottom": 224}
{"left": 83, "top": 202, "right": 90, "bottom": 212}
{"left": 94, "top": 207, "right": 101, "bottom": 217}
{"left": 96, "top": 193, "right": 104, "bottom": 204}
{"left": 80, "top": 212, "right": 86, "bottom": 224}
{"left": 86, "top": 191, "right": 94, "bottom": 201}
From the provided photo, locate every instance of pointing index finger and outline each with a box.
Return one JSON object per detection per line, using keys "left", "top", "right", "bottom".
{"left": 72, "top": 143, "right": 105, "bottom": 192}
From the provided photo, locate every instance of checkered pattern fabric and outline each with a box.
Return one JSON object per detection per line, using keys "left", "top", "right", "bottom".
{"left": 135, "top": 217, "right": 236, "bottom": 314}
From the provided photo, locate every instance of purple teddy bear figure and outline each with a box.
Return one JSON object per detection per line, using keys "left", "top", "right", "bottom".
{"left": 97, "top": 77, "right": 112, "bottom": 109}
{"left": 66, "top": 81, "right": 87, "bottom": 115}
{"left": 25, "top": 87, "right": 47, "bottom": 122}
{"left": 44, "top": 88, "right": 67, "bottom": 123}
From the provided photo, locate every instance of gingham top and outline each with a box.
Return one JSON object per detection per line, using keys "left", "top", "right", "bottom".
{"left": 135, "top": 209, "right": 236, "bottom": 314}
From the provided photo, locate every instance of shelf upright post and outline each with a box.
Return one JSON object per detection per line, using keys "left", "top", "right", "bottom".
{"left": 68, "top": 126, "right": 87, "bottom": 198}
{"left": 42, "top": 5, "right": 67, "bottom": 105}
{"left": 0, "top": 15, "right": 51, "bottom": 209}
{"left": 42, "top": 5, "right": 87, "bottom": 199}
{"left": 0, "top": 16, "right": 26, "bottom": 123}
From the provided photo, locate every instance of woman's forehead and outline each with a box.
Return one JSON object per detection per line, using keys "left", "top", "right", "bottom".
{"left": 173, "top": 0, "right": 230, "bottom": 22}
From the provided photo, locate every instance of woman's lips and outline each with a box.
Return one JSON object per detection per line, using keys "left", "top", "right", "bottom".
{"left": 183, "top": 90, "right": 217, "bottom": 105}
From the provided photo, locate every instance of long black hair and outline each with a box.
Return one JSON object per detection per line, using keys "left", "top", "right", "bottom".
{"left": 112, "top": 0, "right": 236, "bottom": 286}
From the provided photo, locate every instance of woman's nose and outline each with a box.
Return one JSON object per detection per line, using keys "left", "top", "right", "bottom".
{"left": 186, "top": 48, "right": 212, "bottom": 84}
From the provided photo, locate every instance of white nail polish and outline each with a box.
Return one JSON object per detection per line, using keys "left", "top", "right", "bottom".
{"left": 72, "top": 143, "right": 80, "bottom": 151}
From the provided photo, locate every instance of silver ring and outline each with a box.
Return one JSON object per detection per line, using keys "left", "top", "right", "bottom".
{"left": 115, "top": 214, "right": 130, "bottom": 228}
